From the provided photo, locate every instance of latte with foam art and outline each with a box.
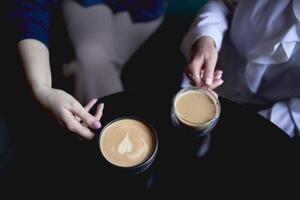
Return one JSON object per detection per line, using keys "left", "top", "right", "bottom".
{"left": 99, "top": 118, "right": 155, "bottom": 168}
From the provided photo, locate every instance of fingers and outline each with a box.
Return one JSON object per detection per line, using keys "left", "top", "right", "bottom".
{"left": 94, "top": 103, "right": 104, "bottom": 121}
{"left": 74, "top": 100, "right": 104, "bottom": 130}
{"left": 208, "top": 70, "right": 224, "bottom": 90}
{"left": 185, "top": 56, "right": 204, "bottom": 87}
{"left": 203, "top": 55, "right": 218, "bottom": 86}
{"left": 210, "top": 79, "right": 224, "bottom": 90}
{"left": 73, "top": 98, "right": 97, "bottom": 122}
{"left": 84, "top": 98, "right": 98, "bottom": 111}
{"left": 214, "top": 70, "right": 223, "bottom": 79}
{"left": 70, "top": 101, "right": 101, "bottom": 129}
{"left": 185, "top": 61, "right": 224, "bottom": 90}
{"left": 63, "top": 100, "right": 104, "bottom": 140}
{"left": 62, "top": 111, "right": 95, "bottom": 140}
{"left": 77, "top": 98, "right": 100, "bottom": 125}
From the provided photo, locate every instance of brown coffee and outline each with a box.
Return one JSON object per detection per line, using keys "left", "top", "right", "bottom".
{"left": 99, "top": 118, "right": 155, "bottom": 168}
{"left": 174, "top": 88, "right": 219, "bottom": 130}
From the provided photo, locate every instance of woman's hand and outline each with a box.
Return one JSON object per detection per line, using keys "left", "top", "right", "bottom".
{"left": 18, "top": 39, "right": 104, "bottom": 140}
{"left": 185, "top": 36, "right": 224, "bottom": 90}
{"left": 33, "top": 85, "right": 104, "bottom": 140}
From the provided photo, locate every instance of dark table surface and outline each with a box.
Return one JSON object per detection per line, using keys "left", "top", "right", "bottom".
{"left": 3, "top": 90, "right": 299, "bottom": 197}
{"left": 87, "top": 90, "right": 300, "bottom": 197}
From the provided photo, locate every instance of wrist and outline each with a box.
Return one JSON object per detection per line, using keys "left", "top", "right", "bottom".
{"left": 196, "top": 36, "right": 216, "bottom": 49}
{"left": 30, "top": 82, "right": 52, "bottom": 100}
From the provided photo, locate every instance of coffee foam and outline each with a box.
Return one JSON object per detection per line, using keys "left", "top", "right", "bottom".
{"left": 174, "top": 89, "right": 219, "bottom": 129}
{"left": 117, "top": 133, "right": 133, "bottom": 155}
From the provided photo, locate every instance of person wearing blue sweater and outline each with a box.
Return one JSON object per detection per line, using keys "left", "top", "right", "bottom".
{"left": 7, "top": 0, "right": 166, "bottom": 140}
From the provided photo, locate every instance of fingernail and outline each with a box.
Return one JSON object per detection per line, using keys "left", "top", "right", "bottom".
{"left": 92, "top": 121, "right": 101, "bottom": 129}
{"left": 206, "top": 78, "right": 213, "bottom": 85}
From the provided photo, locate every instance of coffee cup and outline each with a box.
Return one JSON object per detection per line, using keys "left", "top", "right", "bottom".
{"left": 171, "top": 87, "right": 221, "bottom": 158}
{"left": 97, "top": 117, "right": 158, "bottom": 176}
{"left": 171, "top": 87, "right": 221, "bottom": 137}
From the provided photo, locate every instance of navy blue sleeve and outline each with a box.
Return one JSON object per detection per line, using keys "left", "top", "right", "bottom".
{"left": 7, "top": 0, "right": 58, "bottom": 47}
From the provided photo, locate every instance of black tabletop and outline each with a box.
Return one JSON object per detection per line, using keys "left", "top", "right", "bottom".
{"left": 4, "top": 90, "right": 299, "bottom": 197}
{"left": 87, "top": 90, "right": 300, "bottom": 197}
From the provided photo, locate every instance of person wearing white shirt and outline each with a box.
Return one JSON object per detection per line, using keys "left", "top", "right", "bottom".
{"left": 181, "top": 0, "right": 300, "bottom": 137}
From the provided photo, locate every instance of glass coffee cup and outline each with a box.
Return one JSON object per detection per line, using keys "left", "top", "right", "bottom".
{"left": 171, "top": 87, "right": 221, "bottom": 136}
{"left": 171, "top": 87, "right": 221, "bottom": 157}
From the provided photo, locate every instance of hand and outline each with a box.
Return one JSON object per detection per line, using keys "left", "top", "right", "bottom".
{"left": 185, "top": 36, "right": 224, "bottom": 90}
{"left": 33, "top": 86, "right": 104, "bottom": 140}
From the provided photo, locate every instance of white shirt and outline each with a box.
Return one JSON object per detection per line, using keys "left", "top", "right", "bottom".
{"left": 181, "top": 0, "right": 300, "bottom": 137}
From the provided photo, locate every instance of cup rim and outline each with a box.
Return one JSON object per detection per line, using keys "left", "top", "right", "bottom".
{"left": 172, "top": 87, "right": 221, "bottom": 128}
{"left": 97, "top": 116, "right": 158, "bottom": 171}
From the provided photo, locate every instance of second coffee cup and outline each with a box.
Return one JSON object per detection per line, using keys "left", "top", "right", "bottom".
{"left": 171, "top": 87, "right": 221, "bottom": 137}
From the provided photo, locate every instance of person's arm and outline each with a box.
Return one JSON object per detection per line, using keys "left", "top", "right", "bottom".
{"left": 9, "top": 1, "right": 103, "bottom": 140}
{"left": 181, "top": 0, "right": 230, "bottom": 88}
{"left": 258, "top": 98, "right": 300, "bottom": 137}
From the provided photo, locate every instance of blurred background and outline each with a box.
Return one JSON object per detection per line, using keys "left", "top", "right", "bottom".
{"left": 121, "top": 0, "right": 207, "bottom": 91}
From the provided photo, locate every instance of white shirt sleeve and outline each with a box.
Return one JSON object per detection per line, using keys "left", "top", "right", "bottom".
{"left": 181, "top": 0, "right": 230, "bottom": 59}
{"left": 258, "top": 98, "right": 300, "bottom": 137}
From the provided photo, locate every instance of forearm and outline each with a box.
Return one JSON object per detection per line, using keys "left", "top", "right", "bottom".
{"left": 18, "top": 39, "right": 52, "bottom": 95}
{"left": 17, "top": 39, "right": 102, "bottom": 138}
